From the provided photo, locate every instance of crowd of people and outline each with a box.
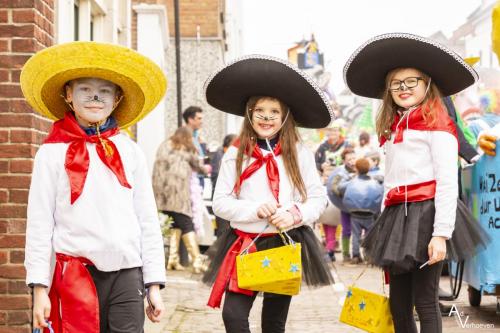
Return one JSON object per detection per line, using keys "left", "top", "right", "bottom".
{"left": 313, "top": 126, "right": 384, "bottom": 265}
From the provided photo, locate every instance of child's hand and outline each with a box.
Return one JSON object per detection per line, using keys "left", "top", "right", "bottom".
{"left": 146, "top": 285, "right": 165, "bottom": 323}
{"left": 257, "top": 202, "right": 281, "bottom": 219}
{"left": 269, "top": 211, "right": 295, "bottom": 230}
{"left": 428, "top": 236, "right": 447, "bottom": 265}
{"left": 33, "top": 286, "right": 51, "bottom": 329}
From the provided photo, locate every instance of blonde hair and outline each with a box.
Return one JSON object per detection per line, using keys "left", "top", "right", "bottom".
{"left": 235, "top": 96, "right": 307, "bottom": 202}
{"left": 170, "top": 126, "right": 197, "bottom": 153}
{"left": 376, "top": 68, "right": 445, "bottom": 140}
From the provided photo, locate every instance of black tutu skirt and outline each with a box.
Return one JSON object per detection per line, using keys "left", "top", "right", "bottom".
{"left": 202, "top": 225, "right": 334, "bottom": 287}
{"left": 362, "top": 199, "right": 490, "bottom": 274}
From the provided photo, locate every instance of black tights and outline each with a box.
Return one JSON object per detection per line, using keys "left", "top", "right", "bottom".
{"left": 222, "top": 291, "right": 292, "bottom": 333}
{"left": 389, "top": 261, "right": 443, "bottom": 333}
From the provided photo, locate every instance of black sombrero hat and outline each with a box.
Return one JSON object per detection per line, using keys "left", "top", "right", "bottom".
{"left": 343, "top": 33, "right": 479, "bottom": 99}
{"left": 204, "top": 55, "right": 334, "bottom": 129}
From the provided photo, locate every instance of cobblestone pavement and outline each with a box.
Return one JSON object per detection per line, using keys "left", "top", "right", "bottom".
{"left": 145, "top": 258, "right": 500, "bottom": 333}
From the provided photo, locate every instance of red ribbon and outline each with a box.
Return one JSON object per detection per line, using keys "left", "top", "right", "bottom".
{"left": 47, "top": 253, "right": 99, "bottom": 333}
{"left": 384, "top": 180, "right": 436, "bottom": 207}
{"left": 44, "top": 112, "right": 131, "bottom": 204}
{"left": 379, "top": 104, "right": 458, "bottom": 147}
{"left": 233, "top": 140, "right": 281, "bottom": 202}
{"left": 207, "top": 229, "right": 275, "bottom": 308}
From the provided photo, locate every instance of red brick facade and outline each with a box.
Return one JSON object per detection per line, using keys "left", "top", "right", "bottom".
{"left": 163, "top": 0, "right": 223, "bottom": 38}
{"left": 0, "top": 0, "right": 54, "bottom": 331}
{"left": 131, "top": 0, "right": 224, "bottom": 49}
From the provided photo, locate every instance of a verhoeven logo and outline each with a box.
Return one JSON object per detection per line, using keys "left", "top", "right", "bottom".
{"left": 448, "top": 304, "right": 495, "bottom": 329}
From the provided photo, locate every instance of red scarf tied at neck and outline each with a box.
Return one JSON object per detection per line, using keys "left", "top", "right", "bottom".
{"left": 379, "top": 105, "right": 458, "bottom": 147}
{"left": 44, "top": 112, "right": 131, "bottom": 204}
{"left": 233, "top": 139, "right": 281, "bottom": 202}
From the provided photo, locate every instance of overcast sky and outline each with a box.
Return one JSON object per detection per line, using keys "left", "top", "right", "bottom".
{"left": 240, "top": 0, "right": 482, "bottom": 94}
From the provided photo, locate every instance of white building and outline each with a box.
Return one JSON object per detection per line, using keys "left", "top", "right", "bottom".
{"left": 55, "top": 0, "right": 132, "bottom": 45}
{"left": 53, "top": 0, "right": 170, "bottom": 174}
{"left": 223, "top": 0, "right": 245, "bottom": 135}
{"left": 454, "top": 0, "right": 499, "bottom": 69}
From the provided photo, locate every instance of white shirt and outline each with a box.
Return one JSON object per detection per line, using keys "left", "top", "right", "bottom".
{"left": 213, "top": 143, "right": 327, "bottom": 234}
{"left": 383, "top": 128, "right": 458, "bottom": 238}
{"left": 25, "top": 133, "right": 166, "bottom": 287}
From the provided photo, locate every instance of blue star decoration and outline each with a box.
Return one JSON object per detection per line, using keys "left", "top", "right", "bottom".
{"left": 346, "top": 289, "right": 353, "bottom": 299}
{"left": 261, "top": 256, "right": 271, "bottom": 268}
{"left": 359, "top": 299, "right": 366, "bottom": 311}
{"left": 289, "top": 263, "right": 300, "bottom": 273}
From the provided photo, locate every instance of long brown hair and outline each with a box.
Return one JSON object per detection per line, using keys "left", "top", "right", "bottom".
{"left": 170, "top": 126, "right": 197, "bottom": 153}
{"left": 376, "top": 68, "right": 445, "bottom": 140}
{"left": 235, "top": 96, "right": 307, "bottom": 202}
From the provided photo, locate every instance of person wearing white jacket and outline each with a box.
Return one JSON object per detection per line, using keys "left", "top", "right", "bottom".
{"left": 202, "top": 55, "right": 335, "bottom": 333}
{"left": 21, "top": 42, "right": 167, "bottom": 333}
{"left": 344, "top": 33, "right": 489, "bottom": 333}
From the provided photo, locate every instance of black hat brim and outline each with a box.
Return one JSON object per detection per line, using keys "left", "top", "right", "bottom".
{"left": 344, "top": 33, "right": 478, "bottom": 98}
{"left": 205, "top": 55, "right": 333, "bottom": 129}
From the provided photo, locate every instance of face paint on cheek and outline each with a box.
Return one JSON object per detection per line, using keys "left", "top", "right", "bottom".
{"left": 73, "top": 90, "right": 113, "bottom": 105}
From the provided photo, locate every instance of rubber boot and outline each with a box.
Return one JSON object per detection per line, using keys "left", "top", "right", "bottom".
{"left": 182, "top": 231, "right": 206, "bottom": 274}
{"left": 166, "top": 228, "right": 185, "bottom": 270}
{"left": 342, "top": 236, "right": 351, "bottom": 262}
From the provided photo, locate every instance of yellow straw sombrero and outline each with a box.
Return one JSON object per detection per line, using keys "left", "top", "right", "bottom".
{"left": 20, "top": 41, "right": 167, "bottom": 128}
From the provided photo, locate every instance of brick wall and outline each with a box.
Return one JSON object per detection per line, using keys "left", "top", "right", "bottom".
{"left": 131, "top": 0, "right": 223, "bottom": 48}
{"left": 0, "top": 0, "right": 54, "bottom": 331}
{"left": 163, "top": 0, "right": 222, "bottom": 38}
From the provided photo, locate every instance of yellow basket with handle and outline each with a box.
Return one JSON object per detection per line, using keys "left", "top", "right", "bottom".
{"left": 236, "top": 229, "right": 302, "bottom": 296}
{"left": 339, "top": 268, "right": 395, "bottom": 333}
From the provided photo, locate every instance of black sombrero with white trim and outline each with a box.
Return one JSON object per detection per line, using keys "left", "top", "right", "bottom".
{"left": 343, "top": 33, "right": 479, "bottom": 99}
{"left": 204, "top": 55, "right": 334, "bottom": 129}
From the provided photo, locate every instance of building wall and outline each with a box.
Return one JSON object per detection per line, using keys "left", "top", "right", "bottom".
{"left": 456, "top": 0, "right": 499, "bottom": 69}
{"left": 133, "top": 2, "right": 169, "bottom": 173}
{"left": 0, "top": 1, "right": 55, "bottom": 331}
{"left": 56, "top": 0, "right": 132, "bottom": 45}
{"left": 134, "top": 0, "right": 227, "bottom": 150}
{"left": 164, "top": 39, "right": 225, "bottom": 149}
{"left": 163, "top": 0, "right": 222, "bottom": 38}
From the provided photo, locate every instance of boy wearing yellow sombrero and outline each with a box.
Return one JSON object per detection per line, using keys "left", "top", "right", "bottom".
{"left": 21, "top": 42, "right": 167, "bottom": 333}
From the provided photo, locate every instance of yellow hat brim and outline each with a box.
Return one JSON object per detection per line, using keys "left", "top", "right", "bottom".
{"left": 20, "top": 41, "right": 167, "bottom": 128}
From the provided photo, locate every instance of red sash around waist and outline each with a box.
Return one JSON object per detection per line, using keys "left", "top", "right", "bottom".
{"left": 46, "top": 253, "right": 99, "bottom": 333}
{"left": 207, "top": 229, "right": 276, "bottom": 308}
{"left": 384, "top": 180, "right": 436, "bottom": 207}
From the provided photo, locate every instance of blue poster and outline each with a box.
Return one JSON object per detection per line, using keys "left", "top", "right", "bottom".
{"left": 463, "top": 143, "right": 500, "bottom": 293}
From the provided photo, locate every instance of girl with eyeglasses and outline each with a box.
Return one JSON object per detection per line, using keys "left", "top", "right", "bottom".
{"left": 344, "top": 33, "right": 489, "bottom": 333}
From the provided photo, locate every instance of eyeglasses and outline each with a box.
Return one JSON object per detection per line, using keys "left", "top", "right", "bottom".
{"left": 388, "top": 77, "right": 424, "bottom": 91}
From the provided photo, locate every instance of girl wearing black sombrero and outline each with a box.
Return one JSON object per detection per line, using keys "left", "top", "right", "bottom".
{"left": 344, "top": 33, "right": 489, "bottom": 333}
{"left": 202, "top": 55, "right": 335, "bottom": 332}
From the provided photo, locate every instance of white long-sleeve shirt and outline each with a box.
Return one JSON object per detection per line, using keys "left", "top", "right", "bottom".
{"left": 383, "top": 128, "right": 458, "bottom": 238}
{"left": 213, "top": 143, "right": 327, "bottom": 233}
{"left": 25, "top": 133, "right": 166, "bottom": 287}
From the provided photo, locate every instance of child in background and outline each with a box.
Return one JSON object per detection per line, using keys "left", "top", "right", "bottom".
{"left": 342, "top": 158, "right": 383, "bottom": 264}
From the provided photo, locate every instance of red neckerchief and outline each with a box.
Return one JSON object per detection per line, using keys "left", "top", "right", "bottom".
{"left": 44, "top": 112, "right": 131, "bottom": 204}
{"left": 379, "top": 104, "right": 458, "bottom": 147}
{"left": 47, "top": 253, "right": 98, "bottom": 333}
{"left": 233, "top": 139, "right": 282, "bottom": 202}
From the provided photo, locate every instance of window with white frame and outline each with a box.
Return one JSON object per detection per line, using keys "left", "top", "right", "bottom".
{"left": 55, "top": 0, "right": 131, "bottom": 46}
